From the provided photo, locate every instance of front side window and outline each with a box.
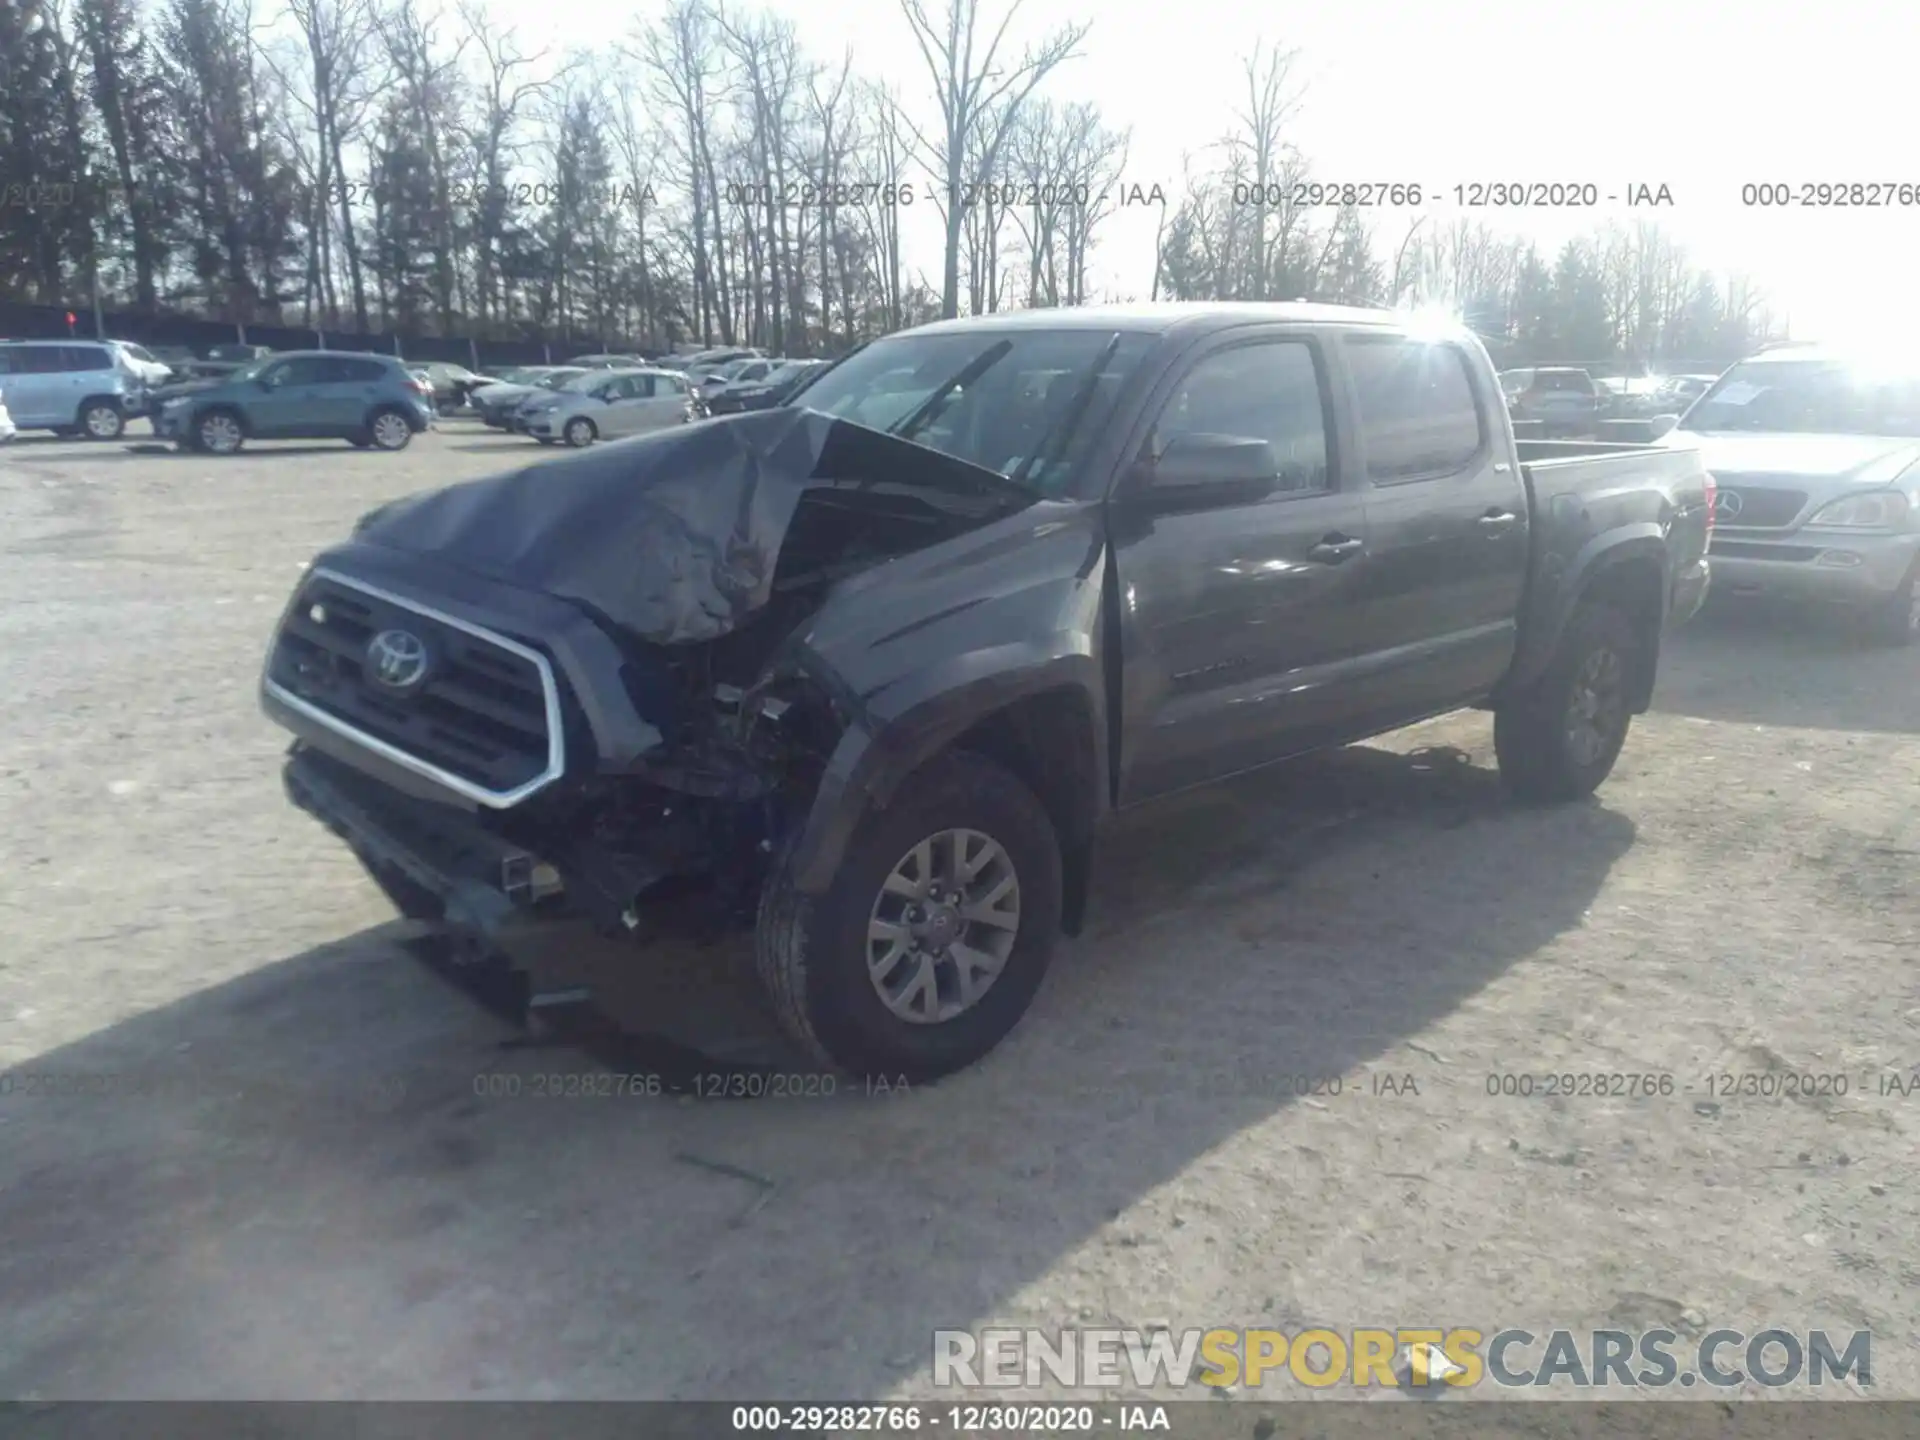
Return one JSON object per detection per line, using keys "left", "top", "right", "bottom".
{"left": 1345, "top": 336, "right": 1485, "bottom": 482}
{"left": 1148, "top": 341, "right": 1331, "bottom": 494}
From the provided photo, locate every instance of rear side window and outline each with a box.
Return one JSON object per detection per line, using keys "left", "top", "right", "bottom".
{"left": 1345, "top": 337, "right": 1485, "bottom": 482}
{"left": 335, "top": 358, "right": 387, "bottom": 383}
{"left": 61, "top": 346, "right": 112, "bottom": 371}
{"left": 9, "top": 347, "right": 65, "bottom": 375}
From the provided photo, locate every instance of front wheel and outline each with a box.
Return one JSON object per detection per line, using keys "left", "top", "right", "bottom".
{"left": 1495, "top": 601, "right": 1639, "bottom": 802}
{"left": 755, "top": 751, "right": 1062, "bottom": 1083}
{"left": 196, "top": 409, "right": 245, "bottom": 455}
{"left": 563, "top": 416, "right": 596, "bottom": 448}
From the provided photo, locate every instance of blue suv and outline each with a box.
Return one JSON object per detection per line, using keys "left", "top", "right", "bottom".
{"left": 154, "top": 350, "right": 434, "bottom": 454}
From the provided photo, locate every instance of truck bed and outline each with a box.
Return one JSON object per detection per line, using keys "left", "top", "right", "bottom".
{"left": 1515, "top": 436, "right": 1705, "bottom": 504}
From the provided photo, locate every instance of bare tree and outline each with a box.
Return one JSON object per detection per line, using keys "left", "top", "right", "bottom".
{"left": 458, "top": 0, "right": 558, "bottom": 331}
{"left": 895, "top": 0, "right": 1088, "bottom": 318}
{"left": 639, "top": 0, "right": 732, "bottom": 343}
{"left": 374, "top": 0, "right": 468, "bottom": 329}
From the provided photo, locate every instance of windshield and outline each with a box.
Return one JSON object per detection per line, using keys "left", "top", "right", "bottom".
{"left": 230, "top": 358, "right": 273, "bottom": 384}
{"left": 540, "top": 369, "right": 587, "bottom": 390}
{"left": 793, "top": 328, "right": 1153, "bottom": 494}
{"left": 1680, "top": 357, "right": 1920, "bottom": 436}
{"left": 558, "top": 372, "right": 606, "bottom": 393}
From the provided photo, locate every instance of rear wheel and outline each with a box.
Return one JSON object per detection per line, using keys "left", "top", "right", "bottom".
{"left": 196, "top": 408, "right": 245, "bottom": 455}
{"left": 756, "top": 751, "right": 1061, "bottom": 1083}
{"left": 368, "top": 407, "right": 413, "bottom": 451}
{"left": 563, "top": 416, "right": 596, "bottom": 448}
{"left": 1495, "top": 601, "right": 1639, "bottom": 802}
{"left": 1862, "top": 559, "right": 1920, "bottom": 647}
{"left": 80, "top": 400, "right": 125, "bottom": 440}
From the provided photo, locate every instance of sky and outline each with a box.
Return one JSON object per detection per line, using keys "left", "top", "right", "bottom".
{"left": 513, "top": 0, "right": 1920, "bottom": 344}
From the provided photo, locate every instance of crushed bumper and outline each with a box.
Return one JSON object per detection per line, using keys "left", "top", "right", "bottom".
{"left": 284, "top": 745, "right": 562, "bottom": 944}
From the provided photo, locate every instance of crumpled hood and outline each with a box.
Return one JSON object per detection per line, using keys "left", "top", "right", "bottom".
{"left": 1669, "top": 430, "right": 1920, "bottom": 486}
{"left": 352, "top": 407, "right": 1032, "bottom": 645}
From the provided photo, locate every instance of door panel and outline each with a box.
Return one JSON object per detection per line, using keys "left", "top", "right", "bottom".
{"left": 321, "top": 357, "right": 387, "bottom": 432}
{"left": 596, "top": 376, "right": 647, "bottom": 437}
{"left": 250, "top": 358, "right": 329, "bottom": 436}
{"left": 1111, "top": 334, "right": 1377, "bottom": 806}
{"left": 1337, "top": 335, "right": 1530, "bottom": 728}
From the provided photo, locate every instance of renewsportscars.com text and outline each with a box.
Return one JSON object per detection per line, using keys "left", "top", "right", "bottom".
{"left": 933, "top": 1326, "right": 1872, "bottom": 1390}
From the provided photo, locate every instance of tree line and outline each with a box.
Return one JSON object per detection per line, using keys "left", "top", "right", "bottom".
{"left": 0, "top": 0, "right": 1782, "bottom": 364}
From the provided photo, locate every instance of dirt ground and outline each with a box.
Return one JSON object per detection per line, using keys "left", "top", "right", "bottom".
{"left": 1, "top": 421, "right": 1916, "bottom": 1404}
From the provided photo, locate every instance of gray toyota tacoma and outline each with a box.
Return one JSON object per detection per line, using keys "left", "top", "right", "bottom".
{"left": 260, "top": 303, "right": 1712, "bottom": 1081}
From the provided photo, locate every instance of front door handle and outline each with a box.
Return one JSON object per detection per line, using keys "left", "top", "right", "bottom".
{"left": 1307, "top": 534, "right": 1364, "bottom": 564}
{"left": 1478, "top": 510, "right": 1518, "bottom": 532}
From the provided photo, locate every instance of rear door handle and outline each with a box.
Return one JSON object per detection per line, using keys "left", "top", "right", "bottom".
{"left": 1478, "top": 510, "right": 1518, "bottom": 532}
{"left": 1307, "top": 534, "right": 1364, "bottom": 564}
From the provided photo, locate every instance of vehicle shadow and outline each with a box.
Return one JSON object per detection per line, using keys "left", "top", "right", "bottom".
{"left": 0, "top": 742, "right": 1634, "bottom": 1400}
{"left": 1653, "top": 599, "right": 1920, "bottom": 735}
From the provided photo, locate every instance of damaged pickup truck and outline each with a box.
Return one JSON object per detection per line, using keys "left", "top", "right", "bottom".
{"left": 260, "top": 304, "right": 1713, "bottom": 1081}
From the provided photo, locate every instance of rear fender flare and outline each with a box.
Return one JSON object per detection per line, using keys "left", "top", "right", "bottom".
{"left": 1502, "top": 525, "right": 1670, "bottom": 700}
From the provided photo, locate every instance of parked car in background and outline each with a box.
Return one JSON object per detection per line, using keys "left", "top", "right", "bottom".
{"left": 682, "top": 347, "right": 764, "bottom": 387}
{"left": 693, "top": 356, "right": 783, "bottom": 402}
{"left": 566, "top": 353, "right": 648, "bottom": 370}
{"left": 0, "top": 339, "right": 148, "bottom": 439}
{"left": 148, "top": 344, "right": 199, "bottom": 372}
{"left": 191, "top": 344, "right": 277, "bottom": 379}
{"left": 1595, "top": 376, "right": 1668, "bottom": 420}
{"left": 0, "top": 387, "right": 15, "bottom": 442}
{"left": 261, "top": 301, "right": 1711, "bottom": 1080}
{"left": 504, "top": 368, "right": 594, "bottom": 432}
{"left": 1655, "top": 374, "right": 1719, "bottom": 413}
{"left": 1500, "top": 366, "right": 1600, "bottom": 436}
{"left": 522, "top": 367, "right": 694, "bottom": 447}
{"left": 1658, "top": 346, "right": 1920, "bottom": 644}
{"left": 408, "top": 360, "right": 489, "bottom": 413}
{"left": 702, "top": 358, "right": 828, "bottom": 416}
{"left": 153, "top": 350, "right": 432, "bottom": 454}
{"left": 473, "top": 367, "right": 586, "bottom": 428}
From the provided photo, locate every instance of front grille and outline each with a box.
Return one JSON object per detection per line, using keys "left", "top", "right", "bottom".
{"left": 1712, "top": 479, "right": 1807, "bottom": 529}
{"left": 265, "top": 571, "right": 562, "bottom": 805}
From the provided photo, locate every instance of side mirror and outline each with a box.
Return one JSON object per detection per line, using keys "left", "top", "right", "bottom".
{"left": 1140, "top": 432, "right": 1278, "bottom": 509}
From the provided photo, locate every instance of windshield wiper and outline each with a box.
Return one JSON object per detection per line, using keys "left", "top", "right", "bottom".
{"left": 888, "top": 340, "right": 1013, "bottom": 444}
{"left": 1007, "top": 334, "right": 1122, "bottom": 492}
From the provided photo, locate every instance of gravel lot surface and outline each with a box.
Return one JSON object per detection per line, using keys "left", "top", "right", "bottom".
{"left": 1, "top": 422, "right": 1915, "bottom": 1404}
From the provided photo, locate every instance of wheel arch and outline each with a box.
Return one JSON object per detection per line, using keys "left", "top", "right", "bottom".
{"left": 785, "top": 661, "right": 1107, "bottom": 936}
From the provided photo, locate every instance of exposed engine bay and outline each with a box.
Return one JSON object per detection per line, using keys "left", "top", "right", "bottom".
{"left": 290, "top": 407, "right": 1038, "bottom": 945}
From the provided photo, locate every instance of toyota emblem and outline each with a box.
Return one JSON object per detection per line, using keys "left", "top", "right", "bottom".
{"left": 365, "top": 629, "right": 430, "bottom": 689}
{"left": 1711, "top": 489, "right": 1744, "bottom": 520}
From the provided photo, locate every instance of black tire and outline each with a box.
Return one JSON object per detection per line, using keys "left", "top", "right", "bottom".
{"left": 755, "top": 750, "right": 1062, "bottom": 1083}
{"left": 1494, "top": 601, "right": 1640, "bottom": 803}
{"left": 367, "top": 406, "right": 413, "bottom": 451}
{"left": 563, "top": 416, "right": 596, "bottom": 448}
{"left": 1862, "top": 559, "right": 1920, "bottom": 648}
{"left": 78, "top": 399, "right": 126, "bottom": 441}
{"left": 347, "top": 435, "right": 373, "bottom": 448}
{"left": 195, "top": 407, "right": 246, "bottom": 455}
